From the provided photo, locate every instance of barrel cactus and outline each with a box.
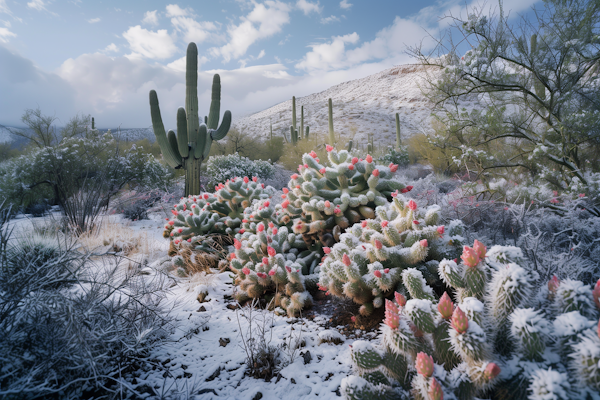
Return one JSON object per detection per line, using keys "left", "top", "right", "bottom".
{"left": 341, "top": 242, "right": 600, "bottom": 400}
{"left": 149, "top": 42, "right": 232, "bottom": 196}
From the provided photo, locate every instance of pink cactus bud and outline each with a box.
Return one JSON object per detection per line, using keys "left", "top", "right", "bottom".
{"left": 483, "top": 363, "right": 501, "bottom": 381}
{"left": 593, "top": 279, "right": 600, "bottom": 309}
{"left": 242, "top": 219, "right": 248, "bottom": 223}
{"left": 406, "top": 185, "right": 413, "bottom": 191}
{"left": 268, "top": 222, "right": 274, "bottom": 228}
{"left": 243, "top": 176, "right": 249, "bottom": 183}
{"left": 384, "top": 268, "right": 389, "bottom": 274}
{"left": 391, "top": 190, "right": 398, "bottom": 198}
{"left": 267, "top": 247, "right": 276, "bottom": 257}
{"left": 272, "top": 228, "right": 278, "bottom": 235}
{"left": 264, "top": 201, "right": 270, "bottom": 207}
{"left": 171, "top": 210, "right": 178, "bottom": 216}
{"left": 282, "top": 200, "right": 290, "bottom": 209}
{"left": 384, "top": 310, "right": 400, "bottom": 329}
{"left": 257, "top": 223, "right": 265, "bottom": 232}
{"left": 385, "top": 298, "right": 398, "bottom": 314}
{"left": 548, "top": 275, "right": 560, "bottom": 293}
{"left": 239, "top": 229, "right": 245, "bottom": 234}
{"left": 438, "top": 292, "right": 454, "bottom": 319}
{"left": 374, "top": 270, "right": 382, "bottom": 278}
{"left": 413, "top": 220, "right": 420, "bottom": 225}
{"left": 291, "top": 174, "right": 298, "bottom": 180}
{"left": 174, "top": 239, "right": 180, "bottom": 245}
{"left": 451, "top": 307, "right": 469, "bottom": 334}
{"left": 428, "top": 377, "right": 443, "bottom": 400}
{"left": 408, "top": 200, "right": 417, "bottom": 210}
{"left": 401, "top": 188, "right": 409, "bottom": 193}
{"left": 320, "top": 168, "right": 326, "bottom": 174}
{"left": 461, "top": 246, "right": 480, "bottom": 268}
{"left": 351, "top": 316, "right": 356, "bottom": 323}
{"left": 257, "top": 272, "right": 267, "bottom": 279}
{"left": 342, "top": 254, "right": 352, "bottom": 266}
{"left": 268, "top": 269, "right": 276, "bottom": 276}
{"left": 323, "top": 247, "right": 331, "bottom": 254}
{"left": 348, "top": 164, "right": 354, "bottom": 170}
{"left": 415, "top": 352, "right": 434, "bottom": 378}
{"left": 230, "top": 253, "right": 236, "bottom": 260}
{"left": 374, "top": 240, "right": 383, "bottom": 250}
{"left": 473, "top": 240, "right": 487, "bottom": 259}
{"left": 366, "top": 154, "right": 373, "bottom": 163}
{"left": 252, "top": 176, "right": 258, "bottom": 182}
{"left": 325, "top": 200, "right": 331, "bottom": 208}
{"left": 304, "top": 164, "right": 309, "bottom": 168}
{"left": 168, "top": 220, "right": 175, "bottom": 225}
{"left": 187, "top": 238, "right": 192, "bottom": 242}
{"left": 326, "top": 145, "right": 333, "bottom": 152}
{"left": 437, "top": 226, "right": 445, "bottom": 235}
{"left": 579, "top": 193, "right": 586, "bottom": 198}
{"left": 352, "top": 157, "right": 358, "bottom": 164}
{"left": 389, "top": 163, "right": 398, "bottom": 173}
{"left": 234, "top": 239, "right": 242, "bottom": 249}
{"left": 420, "top": 239, "right": 428, "bottom": 247}
{"left": 334, "top": 208, "right": 342, "bottom": 214}
{"left": 296, "top": 185, "right": 301, "bottom": 189}
{"left": 381, "top": 220, "right": 389, "bottom": 228}
{"left": 242, "top": 267, "right": 250, "bottom": 275}
{"left": 177, "top": 228, "right": 183, "bottom": 233}
{"left": 262, "top": 257, "right": 269, "bottom": 265}
{"left": 395, "top": 292, "right": 406, "bottom": 307}
{"left": 283, "top": 188, "right": 289, "bottom": 194}
{"left": 372, "top": 169, "right": 380, "bottom": 177}
{"left": 285, "top": 265, "right": 292, "bottom": 273}
{"left": 361, "top": 220, "right": 368, "bottom": 228}
{"left": 310, "top": 151, "right": 318, "bottom": 158}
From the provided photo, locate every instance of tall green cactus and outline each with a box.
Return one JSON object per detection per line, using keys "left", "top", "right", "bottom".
{"left": 395, "top": 113, "right": 401, "bottom": 148}
{"left": 289, "top": 96, "right": 309, "bottom": 145}
{"left": 149, "top": 42, "right": 232, "bottom": 196}
{"left": 328, "top": 98, "right": 335, "bottom": 145}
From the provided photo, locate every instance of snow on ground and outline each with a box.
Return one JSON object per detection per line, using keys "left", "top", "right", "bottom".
{"left": 9, "top": 211, "right": 377, "bottom": 400}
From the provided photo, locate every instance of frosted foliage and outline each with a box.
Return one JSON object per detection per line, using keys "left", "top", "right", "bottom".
{"left": 206, "top": 153, "right": 275, "bottom": 188}
{"left": 552, "top": 311, "right": 595, "bottom": 337}
{"left": 405, "top": 298, "right": 434, "bottom": 314}
{"left": 556, "top": 279, "right": 595, "bottom": 317}
{"left": 510, "top": 308, "right": 549, "bottom": 337}
{"left": 488, "top": 262, "right": 531, "bottom": 320}
{"left": 529, "top": 368, "right": 571, "bottom": 400}
{"left": 486, "top": 245, "right": 524, "bottom": 267}
{"left": 402, "top": 268, "right": 435, "bottom": 297}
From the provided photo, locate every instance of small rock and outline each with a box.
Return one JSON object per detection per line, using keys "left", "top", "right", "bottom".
{"left": 198, "top": 388, "right": 218, "bottom": 395}
{"left": 301, "top": 350, "right": 312, "bottom": 365}
{"left": 252, "top": 392, "right": 263, "bottom": 400}
{"left": 226, "top": 304, "right": 239, "bottom": 310}
{"left": 291, "top": 378, "right": 296, "bottom": 384}
{"left": 219, "top": 337, "right": 230, "bottom": 347}
{"left": 198, "top": 306, "right": 206, "bottom": 312}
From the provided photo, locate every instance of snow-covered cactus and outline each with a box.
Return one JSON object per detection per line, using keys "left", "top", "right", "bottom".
{"left": 318, "top": 195, "right": 463, "bottom": 316}
{"left": 341, "top": 244, "right": 600, "bottom": 400}
{"left": 164, "top": 176, "right": 272, "bottom": 241}
{"left": 276, "top": 147, "right": 407, "bottom": 247}
{"left": 228, "top": 222, "right": 321, "bottom": 317}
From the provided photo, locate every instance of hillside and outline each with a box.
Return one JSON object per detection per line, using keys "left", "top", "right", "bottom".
{"left": 232, "top": 64, "right": 440, "bottom": 150}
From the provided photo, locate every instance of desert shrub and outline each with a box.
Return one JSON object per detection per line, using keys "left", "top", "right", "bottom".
{"left": 0, "top": 204, "right": 175, "bottom": 399}
{"left": 278, "top": 137, "right": 325, "bottom": 171}
{"left": 405, "top": 131, "right": 461, "bottom": 175}
{"left": 205, "top": 153, "right": 275, "bottom": 190}
{"left": 378, "top": 145, "right": 410, "bottom": 168}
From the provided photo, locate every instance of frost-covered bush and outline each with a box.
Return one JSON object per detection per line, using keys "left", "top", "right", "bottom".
{"left": 206, "top": 153, "right": 275, "bottom": 190}
{"left": 0, "top": 204, "right": 175, "bottom": 398}
{"left": 341, "top": 240, "right": 600, "bottom": 400}
{"left": 378, "top": 146, "right": 410, "bottom": 168}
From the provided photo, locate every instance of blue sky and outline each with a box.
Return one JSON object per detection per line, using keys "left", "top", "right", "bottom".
{"left": 0, "top": 0, "right": 541, "bottom": 128}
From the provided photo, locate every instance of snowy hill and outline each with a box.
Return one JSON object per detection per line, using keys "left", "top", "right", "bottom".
{"left": 233, "top": 64, "right": 440, "bottom": 150}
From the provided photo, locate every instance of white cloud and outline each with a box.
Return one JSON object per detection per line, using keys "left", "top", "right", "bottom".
{"left": 102, "top": 43, "right": 119, "bottom": 53}
{"left": 296, "top": 0, "right": 321, "bottom": 15}
{"left": 339, "top": 0, "right": 352, "bottom": 9}
{"left": 320, "top": 15, "right": 340, "bottom": 24}
{"left": 0, "top": 0, "right": 22, "bottom": 22}
{"left": 210, "top": 1, "right": 291, "bottom": 63}
{"left": 165, "top": 4, "right": 189, "bottom": 18}
{"left": 295, "top": 32, "right": 359, "bottom": 72}
{"left": 166, "top": 54, "right": 209, "bottom": 72}
{"left": 170, "top": 16, "right": 220, "bottom": 44}
{"left": 88, "top": 17, "right": 100, "bottom": 23}
{"left": 0, "top": 26, "right": 16, "bottom": 42}
{"left": 142, "top": 10, "right": 159, "bottom": 25}
{"left": 122, "top": 25, "right": 177, "bottom": 59}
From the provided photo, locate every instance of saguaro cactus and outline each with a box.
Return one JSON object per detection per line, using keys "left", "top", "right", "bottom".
{"left": 395, "top": 113, "right": 401, "bottom": 148}
{"left": 149, "top": 42, "right": 232, "bottom": 196}
{"left": 289, "top": 96, "right": 309, "bottom": 145}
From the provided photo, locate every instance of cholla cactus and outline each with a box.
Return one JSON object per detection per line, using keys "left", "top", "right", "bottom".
{"left": 228, "top": 222, "right": 321, "bottom": 316}
{"left": 341, "top": 242, "right": 600, "bottom": 400}
{"left": 164, "top": 176, "right": 272, "bottom": 241}
{"left": 318, "top": 195, "right": 463, "bottom": 316}
{"left": 276, "top": 147, "right": 407, "bottom": 246}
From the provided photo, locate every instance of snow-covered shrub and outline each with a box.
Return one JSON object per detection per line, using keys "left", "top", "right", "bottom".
{"left": 206, "top": 153, "right": 275, "bottom": 190}
{"left": 341, "top": 240, "right": 600, "bottom": 400}
{"left": 0, "top": 205, "right": 175, "bottom": 398}
{"left": 378, "top": 145, "right": 410, "bottom": 168}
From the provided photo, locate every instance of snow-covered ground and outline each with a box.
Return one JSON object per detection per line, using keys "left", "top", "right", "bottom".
{"left": 8, "top": 211, "right": 378, "bottom": 400}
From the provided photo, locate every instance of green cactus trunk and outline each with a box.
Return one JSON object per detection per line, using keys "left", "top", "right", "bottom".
{"left": 395, "top": 113, "right": 401, "bottom": 148}
{"left": 292, "top": 96, "right": 297, "bottom": 130}
{"left": 300, "top": 105, "right": 304, "bottom": 140}
{"left": 328, "top": 98, "right": 335, "bottom": 145}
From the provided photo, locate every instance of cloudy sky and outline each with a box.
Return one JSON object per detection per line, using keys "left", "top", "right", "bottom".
{"left": 0, "top": 0, "right": 540, "bottom": 128}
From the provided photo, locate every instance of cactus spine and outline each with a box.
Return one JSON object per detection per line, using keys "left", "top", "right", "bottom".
{"left": 149, "top": 42, "right": 232, "bottom": 196}
{"left": 328, "top": 98, "right": 335, "bottom": 145}
{"left": 395, "top": 113, "right": 401, "bottom": 148}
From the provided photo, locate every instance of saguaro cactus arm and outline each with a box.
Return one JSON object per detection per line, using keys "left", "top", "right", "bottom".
{"left": 149, "top": 90, "right": 182, "bottom": 169}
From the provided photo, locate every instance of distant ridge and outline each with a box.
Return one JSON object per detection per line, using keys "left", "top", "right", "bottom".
{"left": 233, "top": 63, "right": 439, "bottom": 150}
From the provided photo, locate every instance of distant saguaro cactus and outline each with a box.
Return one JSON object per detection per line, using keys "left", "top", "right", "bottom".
{"left": 149, "top": 42, "right": 231, "bottom": 196}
